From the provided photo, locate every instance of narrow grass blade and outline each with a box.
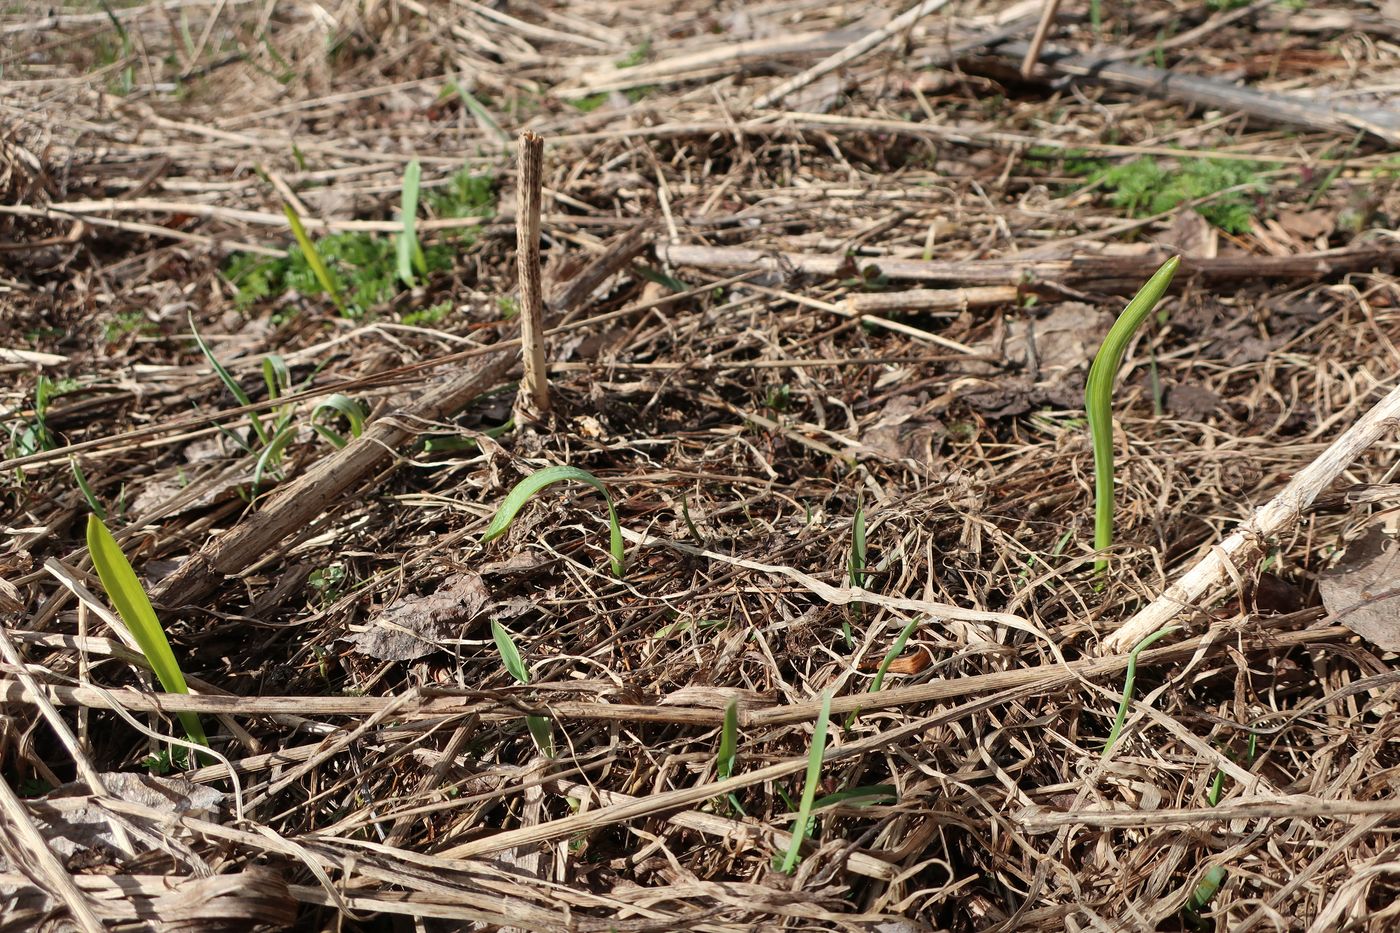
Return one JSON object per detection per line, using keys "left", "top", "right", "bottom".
{"left": 846, "top": 616, "right": 919, "bottom": 728}
{"left": 251, "top": 424, "right": 296, "bottom": 489}
{"left": 72, "top": 459, "right": 105, "bottom": 521}
{"left": 453, "top": 84, "right": 511, "bottom": 145}
{"left": 1101, "top": 624, "right": 1178, "bottom": 760}
{"left": 481, "top": 465, "right": 624, "bottom": 578}
{"left": 717, "top": 698, "right": 738, "bottom": 780}
{"left": 281, "top": 202, "right": 348, "bottom": 315}
{"left": 810, "top": 784, "right": 896, "bottom": 810}
{"left": 396, "top": 159, "right": 426, "bottom": 286}
{"left": 261, "top": 353, "right": 289, "bottom": 401}
{"left": 86, "top": 515, "right": 208, "bottom": 754}
{"left": 778, "top": 690, "right": 831, "bottom": 874}
{"left": 189, "top": 313, "right": 267, "bottom": 446}
{"left": 1085, "top": 256, "right": 1179, "bottom": 575}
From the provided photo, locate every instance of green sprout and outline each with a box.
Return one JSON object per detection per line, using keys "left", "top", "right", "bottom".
{"left": 1085, "top": 256, "right": 1179, "bottom": 575}
{"left": 86, "top": 515, "right": 209, "bottom": 763}
{"left": 777, "top": 690, "right": 832, "bottom": 874}
{"left": 490, "top": 620, "right": 553, "bottom": 756}
{"left": 281, "top": 202, "right": 348, "bottom": 315}
{"left": 481, "top": 466, "right": 624, "bottom": 578}
{"left": 396, "top": 159, "right": 427, "bottom": 287}
{"left": 1101, "top": 624, "right": 1178, "bottom": 760}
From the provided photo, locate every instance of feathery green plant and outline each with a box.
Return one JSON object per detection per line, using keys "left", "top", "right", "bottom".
{"left": 490, "top": 619, "right": 553, "bottom": 756}
{"left": 778, "top": 690, "right": 831, "bottom": 874}
{"left": 86, "top": 515, "right": 209, "bottom": 762}
{"left": 1085, "top": 256, "right": 1179, "bottom": 575}
{"left": 481, "top": 466, "right": 624, "bottom": 578}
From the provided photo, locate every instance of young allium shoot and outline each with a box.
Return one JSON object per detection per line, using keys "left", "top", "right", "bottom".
{"left": 481, "top": 465, "right": 624, "bottom": 577}
{"left": 86, "top": 515, "right": 209, "bottom": 762}
{"left": 1085, "top": 255, "right": 1179, "bottom": 575}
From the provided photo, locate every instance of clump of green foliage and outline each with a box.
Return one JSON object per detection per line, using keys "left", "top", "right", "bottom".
{"left": 226, "top": 168, "right": 494, "bottom": 318}
{"left": 1094, "top": 157, "right": 1275, "bottom": 234}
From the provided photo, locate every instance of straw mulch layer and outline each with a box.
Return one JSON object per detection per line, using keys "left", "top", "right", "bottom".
{"left": 4, "top": 1, "right": 1400, "bottom": 930}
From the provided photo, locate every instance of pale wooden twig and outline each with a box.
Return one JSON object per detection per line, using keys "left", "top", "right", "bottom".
{"left": 149, "top": 349, "right": 517, "bottom": 610}
{"left": 994, "top": 39, "right": 1400, "bottom": 143}
{"left": 515, "top": 131, "right": 550, "bottom": 415}
{"left": 660, "top": 242, "right": 1399, "bottom": 287}
{"left": 1105, "top": 382, "right": 1400, "bottom": 652}
{"left": 1019, "top": 0, "right": 1062, "bottom": 77}
{"left": 754, "top": 0, "right": 956, "bottom": 108}
{"left": 846, "top": 284, "right": 1019, "bottom": 314}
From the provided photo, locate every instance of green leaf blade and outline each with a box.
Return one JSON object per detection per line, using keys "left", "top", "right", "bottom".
{"left": 1085, "top": 255, "right": 1179, "bottom": 574}
{"left": 85, "top": 515, "right": 208, "bottom": 752}
{"left": 480, "top": 465, "right": 624, "bottom": 577}
{"left": 779, "top": 690, "right": 832, "bottom": 874}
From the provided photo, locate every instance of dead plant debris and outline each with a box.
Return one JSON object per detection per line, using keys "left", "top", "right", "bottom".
{"left": 3, "top": 1, "right": 1400, "bottom": 930}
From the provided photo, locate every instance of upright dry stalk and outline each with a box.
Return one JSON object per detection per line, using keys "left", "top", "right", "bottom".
{"left": 1020, "top": 0, "right": 1063, "bottom": 77}
{"left": 515, "top": 130, "right": 549, "bottom": 414}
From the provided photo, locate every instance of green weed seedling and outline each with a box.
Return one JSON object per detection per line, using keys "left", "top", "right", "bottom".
{"left": 846, "top": 616, "right": 919, "bottom": 729}
{"left": 1093, "top": 158, "right": 1275, "bottom": 234}
{"left": 490, "top": 620, "right": 553, "bottom": 756}
{"left": 190, "top": 315, "right": 365, "bottom": 487}
{"left": 1101, "top": 624, "right": 1178, "bottom": 761}
{"left": 282, "top": 203, "right": 348, "bottom": 315}
{"left": 1085, "top": 256, "right": 1178, "bottom": 576}
{"left": 714, "top": 698, "right": 745, "bottom": 815}
{"left": 86, "top": 515, "right": 209, "bottom": 764}
{"left": 481, "top": 465, "right": 624, "bottom": 578}
{"left": 777, "top": 691, "right": 831, "bottom": 874}
{"left": 225, "top": 168, "right": 494, "bottom": 319}
{"left": 396, "top": 159, "right": 427, "bottom": 287}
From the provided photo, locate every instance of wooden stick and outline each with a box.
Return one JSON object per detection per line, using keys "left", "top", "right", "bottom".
{"left": 754, "top": 0, "right": 955, "bottom": 108}
{"left": 988, "top": 40, "right": 1400, "bottom": 143}
{"left": 515, "top": 131, "right": 549, "bottom": 415}
{"left": 660, "top": 243, "right": 1399, "bottom": 288}
{"left": 846, "top": 284, "right": 1019, "bottom": 314}
{"left": 1104, "top": 383, "right": 1400, "bottom": 653}
{"left": 1019, "top": 0, "right": 1062, "bottom": 77}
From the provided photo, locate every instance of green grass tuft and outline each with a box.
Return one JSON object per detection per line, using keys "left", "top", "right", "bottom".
{"left": 225, "top": 168, "right": 494, "bottom": 318}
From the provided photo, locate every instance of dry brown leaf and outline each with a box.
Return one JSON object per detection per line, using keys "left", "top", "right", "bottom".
{"left": 1318, "top": 526, "right": 1400, "bottom": 651}
{"left": 345, "top": 573, "right": 491, "bottom": 661}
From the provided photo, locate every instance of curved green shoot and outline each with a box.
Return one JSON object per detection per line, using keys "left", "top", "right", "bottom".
{"left": 778, "top": 690, "right": 831, "bottom": 874}
{"left": 1101, "top": 624, "right": 1178, "bottom": 761}
{"left": 311, "top": 394, "right": 366, "bottom": 448}
{"left": 85, "top": 515, "right": 208, "bottom": 759}
{"left": 481, "top": 465, "right": 624, "bottom": 578}
{"left": 1085, "top": 255, "right": 1179, "bottom": 575}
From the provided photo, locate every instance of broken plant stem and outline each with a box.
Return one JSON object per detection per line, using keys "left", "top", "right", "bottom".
{"left": 515, "top": 130, "right": 549, "bottom": 415}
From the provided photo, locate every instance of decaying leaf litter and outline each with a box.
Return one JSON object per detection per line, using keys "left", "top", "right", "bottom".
{"left": 3, "top": 0, "right": 1400, "bottom": 929}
